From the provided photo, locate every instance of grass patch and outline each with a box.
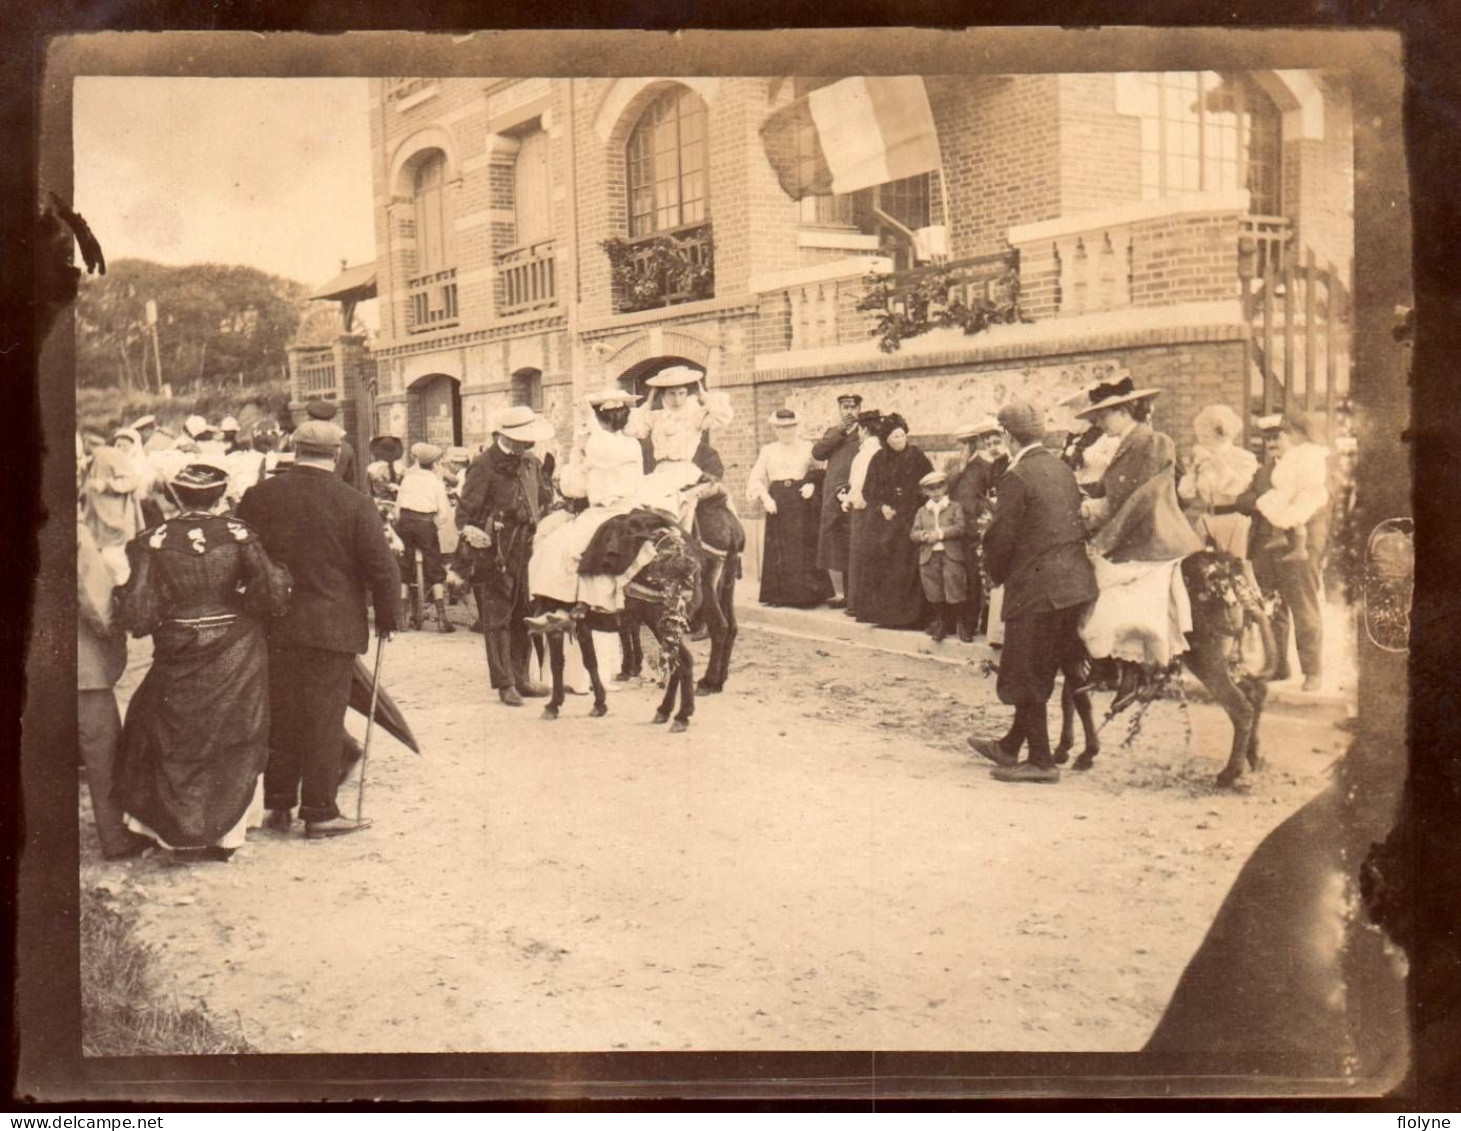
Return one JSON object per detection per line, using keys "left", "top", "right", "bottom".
{"left": 80, "top": 886, "right": 253, "bottom": 1057}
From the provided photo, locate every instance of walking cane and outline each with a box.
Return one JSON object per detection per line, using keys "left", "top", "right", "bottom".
{"left": 357, "top": 634, "right": 387, "bottom": 824}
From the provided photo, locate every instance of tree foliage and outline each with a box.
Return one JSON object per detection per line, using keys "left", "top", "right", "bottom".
{"left": 75, "top": 259, "right": 308, "bottom": 392}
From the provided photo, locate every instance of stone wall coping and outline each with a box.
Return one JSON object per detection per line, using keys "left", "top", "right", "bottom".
{"left": 748, "top": 302, "right": 1249, "bottom": 384}
{"left": 374, "top": 311, "right": 567, "bottom": 357}
{"left": 749, "top": 255, "right": 893, "bottom": 296}
{"left": 1007, "top": 190, "right": 1253, "bottom": 246}
{"left": 578, "top": 294, "right": 760, "bottom": 337}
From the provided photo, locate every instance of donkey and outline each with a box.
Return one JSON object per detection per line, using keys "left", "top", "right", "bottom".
{"left": 1054, "top": 549, "right": 1279, "bottom": 787}
{"left": 529, "top": 499, "right": 745, "bottom": 730}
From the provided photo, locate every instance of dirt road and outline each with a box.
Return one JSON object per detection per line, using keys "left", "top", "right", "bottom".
{"left": 81, "top": 622, "right": 1346, "bottom": 1053}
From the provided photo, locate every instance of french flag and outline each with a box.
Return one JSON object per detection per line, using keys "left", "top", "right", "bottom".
{"left": 760, "top": 76, "right": 943, "bottom": 200}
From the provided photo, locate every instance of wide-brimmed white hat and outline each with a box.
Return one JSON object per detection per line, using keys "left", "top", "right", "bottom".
{"left": 129, "top": 414, "right": 157, "bottom": 431}
{"left": 952, "top": 417, "right": 1001, "bottom": 440}
{"left": 219, "top": 416, "right": 240, "bottom": 432}
{"left": 585, "top": 386, "right": 643, "bottom": 408}
{"left": 645, "top": 366, "right": 705, "bottom": 389}
{"left": 1254, "top": 412, "right": 1285, "bottom": 433}
{"left": 491, "top": 405, "right": 555, "bottom": 442}
{"left": 767, "top": 408, "right": 800, "bottom": 427}
{"left": 1073, "top": 375, "right": 1161, "bottom": 419}
{"left": 183, "top": 414, "right": 210, "bottom": 439}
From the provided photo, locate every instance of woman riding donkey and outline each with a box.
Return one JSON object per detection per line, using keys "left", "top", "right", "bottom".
{"left": 625, "top": 366, "right": 735, "bottom": 533}
{"left": 526, "top": 386, "right": 653, "bottom": 631}
{"left": 1072, "top": 377, "right": 1204, "bottom": 712}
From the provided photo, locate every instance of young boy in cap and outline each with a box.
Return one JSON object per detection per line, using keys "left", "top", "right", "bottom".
{"left": 395, "top": 442, "right": 457, "bottom": 633}
{"left": 909, "top": 469, "right": 969, "bottom": 641}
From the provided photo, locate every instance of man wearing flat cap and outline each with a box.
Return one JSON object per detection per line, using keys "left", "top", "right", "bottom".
{"left": 969, "top": 402, "right": 1097, "bottom": 784}
{"left": 302, "top": 400, "right": 360, "bottom": 490}
{"left": 811, "top": 393, "right": 863, "bottom": 607}
{"left": 236, "top": 418, "right": 400, "bottom": 837}
{"left": 455, "top": 406, "right": 555, "bottom": 706}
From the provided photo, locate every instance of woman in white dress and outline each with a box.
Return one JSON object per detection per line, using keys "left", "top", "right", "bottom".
{"left": 528, "top": 387, "right": 649, "bottom": 617}
{"left": 626, "top": 365, "right": 734, "bottom": 530}
{"left": 1072, "top": 379, "right": 1204, "bottom": 708}
{"left": 1178, "top": 403, "right": 1260, "bottom": 557}
{"left": 747, "top": 408, "right": 833, "bottom": 607}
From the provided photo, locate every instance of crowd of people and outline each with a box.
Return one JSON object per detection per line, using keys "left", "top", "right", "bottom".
{"left": 76, "top": 362, "right": 1340, "bottom": 864}
{"left": 749, "top": 382, "right": 1334, "bottom": 690}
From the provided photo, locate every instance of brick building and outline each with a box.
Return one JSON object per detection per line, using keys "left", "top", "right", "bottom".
{"left": 289, "top": 72, "right": 1353, "bottom": 536}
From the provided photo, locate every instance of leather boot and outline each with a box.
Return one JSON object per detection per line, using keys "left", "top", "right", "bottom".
{"left": 434, "top": 598, "right": 455, "bottom": 633}
{"left": 929, "top": 604, "right": 947, "bottom": 642}
{"left": 957, "top": 609, "right": 975, "bottom": 643}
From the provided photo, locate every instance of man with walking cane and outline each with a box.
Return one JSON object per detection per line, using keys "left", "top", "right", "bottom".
{"left": 237, "top": 418, "right": 400, "bottom": 838}
{"left": 454, "top": 406, "right": 554, "bottom": 707}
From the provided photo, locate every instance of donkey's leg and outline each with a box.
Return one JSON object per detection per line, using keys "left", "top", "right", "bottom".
{"left": 579, "top": 621, "right": 609, "bottom": 717}
{"left": 1185, "top": 637, "right": 1254, "bottom": 787}
{"left": 1071, "top": 689, "right": 1101, "bottom": 770}
{"left": 696, "top": 560, "right": 727, "bottom": 694}
{"left": 1054, "top": 678, "right": 1076, "bottom": 765}
{"left": 1240, "top": 676, "right": 1268, "bottom": 772}
{"left": 703, "top": 559, "right": 739, "bottom": 691}
{"left": 671, "top": 642, "right": 695, "bottom": 732}
{"left": 543, "top": 629, "right": 567, "bottom": 720}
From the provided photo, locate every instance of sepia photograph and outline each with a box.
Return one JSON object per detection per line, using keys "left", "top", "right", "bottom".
{"left": 19, "top": 24, "right": 1424, "bottom": 1103}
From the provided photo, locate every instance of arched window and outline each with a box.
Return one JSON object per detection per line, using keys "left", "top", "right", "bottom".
{"left": 626, "top": 87, "right": 710, "bottom": 238}
{"left": 1132, "top": 73, "right": 1283, "bottom": 215}
{"left": 413, "top": 152, "right": 452, "bottom": 273}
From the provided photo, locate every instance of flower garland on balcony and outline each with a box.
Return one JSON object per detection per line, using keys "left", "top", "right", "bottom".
{"left": 855, "top": 260, "right": 1028, "bottom": 354}
{"left": 601, "top": 231, "right": 715, "bottom": 313}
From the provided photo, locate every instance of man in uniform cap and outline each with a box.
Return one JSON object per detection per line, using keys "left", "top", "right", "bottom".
{"left": 968, "top": 401, "right": 1098, "bottom": 784}
{"left": 236, "top": 418, "right": 400, "bottom": 838}
{"left": 304, "top": 400, "right": 360, "bottom": 490}
{"left": 455, "top": 405, "right": 554, "bottom": 706}
{"left": 811, "top": 392, "right": 863, "bottom": 606}
{"left": 946, "top": 417, "right": 1007, "bottom": 640}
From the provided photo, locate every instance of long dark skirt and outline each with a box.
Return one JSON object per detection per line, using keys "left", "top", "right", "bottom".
{"left": 856, "top": 508, "right": 926, "bottom": 627}
{"left": 760, "top": 481, "right": 833, "bottom": 607}
{"left": 846, "top": 507, "right": 875, "bottom": 616}
{"left": 113, "top": 615, "right": 270, "bottom": 848}
{"left": 816, "top": 500, "right": 851, "bottom": 572}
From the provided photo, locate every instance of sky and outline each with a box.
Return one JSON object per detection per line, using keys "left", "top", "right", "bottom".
{"left": 74, "top": 77, "right": 376, "bottom": 295}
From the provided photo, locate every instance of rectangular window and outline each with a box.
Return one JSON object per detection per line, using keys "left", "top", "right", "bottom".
{"left": 513, "top": 127, "right": 552, "bottom": 247}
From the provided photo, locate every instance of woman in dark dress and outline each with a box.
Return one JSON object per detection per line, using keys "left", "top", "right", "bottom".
{"left": 747, "top": 408, "right": 834, "bottom": 607}
{"left": 857, "top": 414, "right": 934, "bottom": 628}
{"left": 113, "top": 457, "right": 291, "bottom": 860}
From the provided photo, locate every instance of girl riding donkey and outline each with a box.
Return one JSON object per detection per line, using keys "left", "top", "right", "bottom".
{"left": 524, "top": 382, "right": 744, "bottom": 726}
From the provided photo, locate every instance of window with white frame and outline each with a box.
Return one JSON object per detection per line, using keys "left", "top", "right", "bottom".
{"left": 626, "top": 86, "right": 710, "bottom": 238}
{"left": 1127, "top": 72, "right": 1284, "bottom": 216}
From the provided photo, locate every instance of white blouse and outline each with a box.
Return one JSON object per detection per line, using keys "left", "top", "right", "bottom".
{"left": 746, "top": 440, "right": 817, "bottom": 505}
{"left": 560, "top": 428, "right": 644, "bottom": 508}
{"left": 845, "top": 436, "right": 882, "bottom": 510}
{"left": 626, "top": 390, "right": 734, "bottom": 464}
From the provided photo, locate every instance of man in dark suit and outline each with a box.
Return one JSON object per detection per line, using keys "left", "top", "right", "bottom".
{"left": 237, "top": 419, "right": 399, "bottom": 837}
{"left": 811, "top": 393, "right": 863, "bottom": 607}
{"left": 968, "top": 402, "right": 1098, "bottom": 784}
{"left": 456, "top": 406, "right": 553, "bottom": 706}
{"left": 946, "top": 417, "right": 1008, "bottom": 640}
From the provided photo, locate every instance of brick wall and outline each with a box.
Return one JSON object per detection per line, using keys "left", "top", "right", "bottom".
{"left": 1128, "top": 212, "right": 1243, "bottom": 308}
{"left": 1288, "top": 74, "right": 1355, "bottom": 284}
{"left": 926, "top": 74, "right": 1062, "bottom": 260}
{"left": 1057, "top": 72, "right": 1143, "bottom": 216}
